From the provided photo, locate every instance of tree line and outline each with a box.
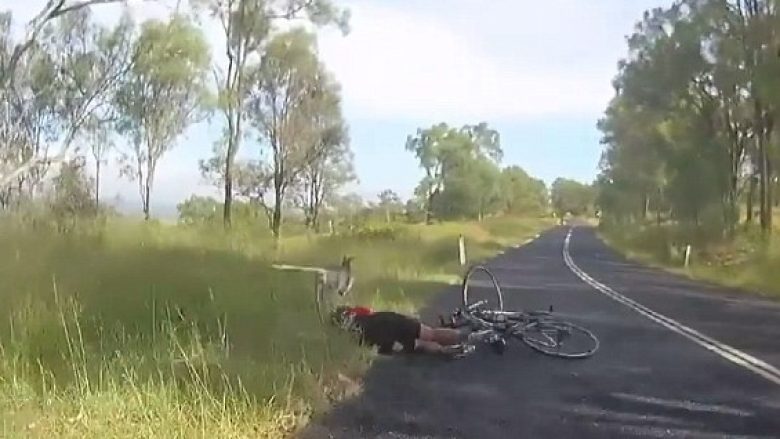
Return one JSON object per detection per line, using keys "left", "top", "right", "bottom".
{"left": 597, "top": 0, "right": 780, "bottom": 238}
{"left": 404, "top": 122, "right": 552, "bottom": 223}
{"left": 1, "top": 0, "right": 567, "bottom": 238}
{"left": 0, "top": 0, "right": 350, "bottom": 238}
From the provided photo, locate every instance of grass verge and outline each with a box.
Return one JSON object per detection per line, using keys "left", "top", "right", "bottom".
{"left": 598, "top": 223, "right": 780, "bottom": 300}
{"left": 0, "top": 215, "right": 553, "bottom": 438}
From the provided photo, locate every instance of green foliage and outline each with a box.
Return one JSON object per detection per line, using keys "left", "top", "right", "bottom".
{"left": 405, "top": 122, "right": 553, "bottom": 222}
{"left": 247, "top": 28, "right": 352, "bottom": 238}
{"left": 551, "top": 178, "right": 595, "bottom": 218}
{"left": 349, "top": 223, "right": 405, "bottom": 241}
{"left": 48, "top": 157, "right": 97, "bottom": 232}
{"left": 177, "top": 194, "right": 274, "bottom": 231}
{"left": 598, "top": 0, "right": 780, "bottom": 237}
{"left": 501, "top": 166, "right": 549, "bottom": 215}
{"left": 1, "top": 5, "right": 134, "bottom": 195}
{"left": 375, "top": 189, "right": 404, "bottom": 223}
{"left": 192, "top": 0, "right": 350, "bottom": 228}
{"left": 116, "top": 14, "right": 211, "bottom": 220}
{"left": 176, "top": 195, "right": 222, "bottom": 225}
{"left": 403, "top": 198, "right": 426, "bottom": 224}
{"left": 432, "top": 156, "right": 503, "bottom": 220}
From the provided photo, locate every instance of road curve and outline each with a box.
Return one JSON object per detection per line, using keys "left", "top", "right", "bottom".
{"left": 299, "top": 226, "right": 780, "bottom": 439}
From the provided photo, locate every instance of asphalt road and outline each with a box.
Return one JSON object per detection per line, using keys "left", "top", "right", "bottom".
{"left": 299, "top": 226, "right": 780, "bottom": 439}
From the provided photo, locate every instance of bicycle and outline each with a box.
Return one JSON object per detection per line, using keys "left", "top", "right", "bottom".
{"left": 442, "top": 265, "right": 600, "bottom": 359}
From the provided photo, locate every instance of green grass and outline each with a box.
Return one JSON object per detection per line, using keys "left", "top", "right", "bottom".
{"left": 0, "top": 215, "right": 553, "bottom": 438}
{"left": 599, "top": 220, "right": 780, "bottom": 300}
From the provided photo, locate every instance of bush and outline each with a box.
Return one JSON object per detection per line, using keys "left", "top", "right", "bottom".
{"left": 350, "top": 224, "right": 405, "bottom": 241}
{"left": 48, "top": 158, "right": 98, "bottom": 233}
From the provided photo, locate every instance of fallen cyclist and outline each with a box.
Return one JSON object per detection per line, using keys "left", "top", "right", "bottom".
{"left": 330, "top": 305, "right": 499, "bottom": 358}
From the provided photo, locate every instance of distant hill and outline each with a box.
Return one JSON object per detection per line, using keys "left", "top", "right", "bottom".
{"left": 106, "top": 197, "right": 180, "bottom": 222}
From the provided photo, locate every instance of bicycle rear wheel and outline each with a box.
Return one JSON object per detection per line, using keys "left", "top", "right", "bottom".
{"left": 519, "top": 319, "right": 599, "bottom": 359}
{"left": 461, "top": 265, "right": 504, "bottom": 312}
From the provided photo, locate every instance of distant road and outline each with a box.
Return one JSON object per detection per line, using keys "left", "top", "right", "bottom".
{"left": 301, "top": 226, "right": 780, "bottom": 438}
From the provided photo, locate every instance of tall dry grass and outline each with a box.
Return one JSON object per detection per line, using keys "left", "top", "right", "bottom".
{"left": 0, "top": 215, "right": 552, "bottom": 437}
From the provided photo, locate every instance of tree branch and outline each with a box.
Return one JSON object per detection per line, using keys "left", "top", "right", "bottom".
{"left": 266, "top": 0, "right": 315, "bottom": 20}
{"left": 51, "top": 0, "right": 141, "bottom": 18}
{"left": 0, "top": 153, "right": 68, "bottom": 189}
{"left": 5, "top": 0, "right": 136, "bottom": 88}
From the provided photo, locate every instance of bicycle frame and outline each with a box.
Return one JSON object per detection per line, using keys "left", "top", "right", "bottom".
{"left": 454, "top": 267, "right": 599, "bottom": 359}
{"left": 458, "top": 300, "right": 577, "bottom": 347}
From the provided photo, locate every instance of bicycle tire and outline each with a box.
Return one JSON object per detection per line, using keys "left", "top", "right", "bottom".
{"left": 461, "top": 265, "right": 504, "bottom": 312}
{"left": 518, "top": 320, "right": 599, "bottom": 359}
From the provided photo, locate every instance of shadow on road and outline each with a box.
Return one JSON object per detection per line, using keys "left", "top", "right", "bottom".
{"left": 298, "top": 227, "right": 780, "bottom": 439}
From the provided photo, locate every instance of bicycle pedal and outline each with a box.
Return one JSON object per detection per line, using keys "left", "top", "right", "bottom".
{"left": 490, "top": 338, "right": 507, "bottom": 355}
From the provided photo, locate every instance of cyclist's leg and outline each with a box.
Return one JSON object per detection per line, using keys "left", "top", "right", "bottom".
{"left": 414, "top": 339, "right": 447, "bottom": 354}
{"left": 419, "top": 324, "right": 463, "bottom": 346}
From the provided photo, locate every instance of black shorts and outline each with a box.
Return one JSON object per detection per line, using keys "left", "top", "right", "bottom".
{"left": 354, "top": 312, "right": 421, "bottom": 355}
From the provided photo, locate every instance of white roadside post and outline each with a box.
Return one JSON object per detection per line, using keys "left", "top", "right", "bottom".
{"left": 684, "top": 244, "right": 692, "bottom": 268}
{"left": 458, "top": 234, "right": 467, "bottom": 266}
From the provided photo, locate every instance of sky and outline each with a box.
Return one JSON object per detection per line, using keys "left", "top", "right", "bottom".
{"left": 2, "top": 0, "right": 672, "bottom": 217}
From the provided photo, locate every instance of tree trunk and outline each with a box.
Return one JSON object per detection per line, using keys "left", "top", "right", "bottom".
{"left": 272, "top": 184, "right": 283, "bottom": 239}
{"left": 272, "top": 203, "right": 282, "bottom": 238}
{"left": 425, "top": 191, "right": 435, "bottom": 225}
{"left": 759, "top": 138, "right": 770, "bottom": 233}
{"left": 747, "top": 173, "right": 756, "bottom": 224}
{"left": 223, "top": 158, "right": 233, "bottom": 229}
{"left": 142, "top": 170, "right": 152, "bottom": 221}
{"left": 311, "top": 203, "right": 320, "bottom": 232}
{"left": 766, "top": 158, "right": 773, "bottom": 231}
{"left": 143, "top": 182, "right": 151, "bottom": 221}
{"left": 16, "top": 178, "right": 23, "bottom": 209}
{"left": 95, "top": 160, "right": 101, "bottom": 210}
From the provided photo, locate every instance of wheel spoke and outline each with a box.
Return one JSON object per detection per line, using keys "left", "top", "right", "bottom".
{"left": 462, "top": 265, "right": 504, "bottom": 313}
{"left": 521, "top": 320, "right": 599, "bottom": 359}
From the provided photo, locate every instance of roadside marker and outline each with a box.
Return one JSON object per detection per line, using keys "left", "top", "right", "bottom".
{"left": 458, "top": 235, "right": 467, "bottom": 266}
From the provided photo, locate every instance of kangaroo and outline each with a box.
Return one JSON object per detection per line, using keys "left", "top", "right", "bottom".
{"left": 272, "top": 255, "right": 355, "bottom": 297}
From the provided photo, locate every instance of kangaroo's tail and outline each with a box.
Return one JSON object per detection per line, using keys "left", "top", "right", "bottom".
{"left": 271, "top": 264, "right": 326, "bottom": 274}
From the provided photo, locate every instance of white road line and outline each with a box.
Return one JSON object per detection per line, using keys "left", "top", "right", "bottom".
{"left": 562, "top": 228, "right": 780, "bottom": 387}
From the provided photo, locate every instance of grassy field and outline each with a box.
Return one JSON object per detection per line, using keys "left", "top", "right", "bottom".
{"left": 598, "top": 216, "right": 780, "bottom": 300}
{"left": 0, "top": 215, "right": 552, "bottom": 438}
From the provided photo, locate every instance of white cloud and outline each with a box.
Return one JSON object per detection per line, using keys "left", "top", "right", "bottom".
{"left": 1, "top": 0, "right": 671, "bottom": 210}
{"left": 1, "top": 0, "right": 635, "bottom": 123}
{"left": 315, "top": 1, "right": 616, "bottom": 122}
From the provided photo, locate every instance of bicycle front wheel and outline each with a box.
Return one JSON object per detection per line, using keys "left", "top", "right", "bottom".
{"left": 461, "top": 265, "right": 504, "bottom": 312}
{"left": 519, "top": 320, "right": 599, "bottom": 359}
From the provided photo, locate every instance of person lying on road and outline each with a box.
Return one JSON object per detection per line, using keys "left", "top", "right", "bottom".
{"left": 330, "top": 305, "right": 494, "bottom": 358}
